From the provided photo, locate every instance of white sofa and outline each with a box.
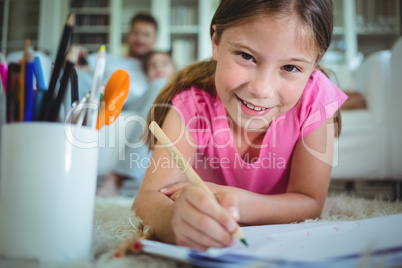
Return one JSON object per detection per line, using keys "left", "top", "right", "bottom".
{"left": 331, "top": 38, "right": 402, "bottom": 182}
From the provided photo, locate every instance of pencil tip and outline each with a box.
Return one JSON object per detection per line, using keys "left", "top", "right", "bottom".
{"left": 24, "top": 40, "right": 33, "bottom": 61}
{"left": 24, "top": 39, "right": 30, "bottom": 49}
{"left": 240, "top": 238, "right": 248, "bottom": 247}
{"left": 66, "top": 44, "right": 78, "bottom": 64}
{"left": 67, "top": 12, "right": 75, "bottom": 26}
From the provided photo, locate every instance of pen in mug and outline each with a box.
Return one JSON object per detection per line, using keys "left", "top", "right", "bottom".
{"left": 0, "top": 51, "right": 7, "bottom": 93}
{"left": 6, "top": 63, "right": 20, "bottom": 123}
{"left": 24, "top": 43, "right": 34, "bottom": 121}
{"left": 85, "top": 45, "right": 105, "bottom": 128}
{"left": 33, "top": 56, "right": 47, "bottom": 91}
{"left": 19, "top": 41, "right": 29, "bottom": 121}
{"left": 73, "top": 92, "right": 90, "bottom": 126}
{"left": 49, "top": 45, "right": 78, "bottom": 122}
{"left": 70, "top": 66, "right": 79, "bottom": 106}
{"left": 32, "top": 55, "right": 47, "bottom": 120}
{"left": 96, "top": 70, "right": 129, "bottom": 130}
{"left": 40, "top": 13, "right": 75, "bottom": 121}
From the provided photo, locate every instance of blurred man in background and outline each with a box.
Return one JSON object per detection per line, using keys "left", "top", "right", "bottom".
{"left": 95, "top": 13, "right": 162, "bottom": 197}
{"left": 127, "top": 13, "right": 158, "bottom": 61}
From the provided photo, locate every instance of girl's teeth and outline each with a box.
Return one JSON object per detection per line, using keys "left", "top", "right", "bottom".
{"left": 242, "top": 100, "right": 266, "bottom": 111}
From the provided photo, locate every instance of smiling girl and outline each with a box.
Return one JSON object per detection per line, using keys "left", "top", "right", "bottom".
{"left": 133, "top": 0, "right": 347, "bottom": 250}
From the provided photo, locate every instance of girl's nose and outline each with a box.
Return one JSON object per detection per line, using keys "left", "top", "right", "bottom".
{"left": 248, "top": 69, "right": 275, "bottom": 99}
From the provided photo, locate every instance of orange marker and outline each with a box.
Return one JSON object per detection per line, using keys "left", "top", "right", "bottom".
{"left": 96, "top": 69, "right": 129, "bottom": 130}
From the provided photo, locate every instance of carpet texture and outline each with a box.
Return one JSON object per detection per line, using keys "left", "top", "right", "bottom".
{"left": 80, "top": 193, "right": 402, "bottom": 268}
{"left": 3, "top": 194, "right": 401, "bottom": 268}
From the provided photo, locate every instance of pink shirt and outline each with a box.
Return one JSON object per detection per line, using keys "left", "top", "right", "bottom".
{"left": 171, "top": 70, "right": 347, "bottom": 194}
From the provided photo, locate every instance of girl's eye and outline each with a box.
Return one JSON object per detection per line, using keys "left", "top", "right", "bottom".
{"left": 239, "top": 52, "right": 254, "bottom": 62}
{"left": 281, "top": 65, "right": 300, "bottom": 73}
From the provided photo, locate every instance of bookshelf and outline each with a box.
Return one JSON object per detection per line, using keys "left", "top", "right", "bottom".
{"left": 321, "top": 0, "right": 401, "bottom": 89}
{"left": 70, "top": 0, "right": 110, "bottom": 53}
{"left": 170, "top": 0, "right": 199, "bottom": 69}
{"left": 323, "top": 0, "right": 401, "bottom": 65}
{"left": 0, "top": 0, "right": 40, "bottom": 55}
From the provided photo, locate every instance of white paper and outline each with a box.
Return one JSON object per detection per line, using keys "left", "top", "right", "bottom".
{"left": 142, "top": 214, "right": 402, "bottom": 266}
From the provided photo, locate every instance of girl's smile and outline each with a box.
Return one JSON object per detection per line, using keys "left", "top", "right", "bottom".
{"left": 235, "top": 95, "right": 273, "bottom": 117}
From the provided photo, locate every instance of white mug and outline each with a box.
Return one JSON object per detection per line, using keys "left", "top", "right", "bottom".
{"left": 0, "top": 122, "right": 98, "bottom": 263}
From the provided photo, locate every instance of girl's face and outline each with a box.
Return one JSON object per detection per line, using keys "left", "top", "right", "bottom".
{"left": 212, "top": 15, "right": 317, "bottom": 131}
{"left": 147, "top": 52, "right": 175, "bottom": 81}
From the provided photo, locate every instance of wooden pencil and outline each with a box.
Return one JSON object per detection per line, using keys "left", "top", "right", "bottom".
{"left": 49, "top": 45, "right": 78, "bottom": 122}
{"left": 40, "top": 13, "right": 75, "bottom": 121}
{"left": 148, "top": 121, "right": 248, "bottom": 246}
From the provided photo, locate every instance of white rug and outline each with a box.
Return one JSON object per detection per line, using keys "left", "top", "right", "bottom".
{"left": 2, "top": 194, "right": 402, "bottom": 268}
{"left": 87, "top": 194, "right": 402, "bottom": 268}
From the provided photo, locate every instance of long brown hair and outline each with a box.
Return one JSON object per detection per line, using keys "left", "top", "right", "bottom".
{"left": 147, "top": 0, "right": 341, "bottom": 147}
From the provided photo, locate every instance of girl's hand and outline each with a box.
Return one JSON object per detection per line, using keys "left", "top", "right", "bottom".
{"left": 170, "top": 185, "right": 240, "bottom": 250}
{"left": 160, "top": 182, "right": 221, "bottom": 201}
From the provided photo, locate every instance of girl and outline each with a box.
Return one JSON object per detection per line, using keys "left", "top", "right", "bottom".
{"left": 144, "top": 51, "right": 175, "bottom": 82}
{"left": 133, "top": 0, "right": 347, "bottom": 250}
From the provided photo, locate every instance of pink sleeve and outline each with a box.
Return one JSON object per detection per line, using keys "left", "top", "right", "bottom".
{"left": 171, "top": 87, "right": 213, "bottom": 148}
{"left": 298, "top": 70, "right": 348, "bottom": 139}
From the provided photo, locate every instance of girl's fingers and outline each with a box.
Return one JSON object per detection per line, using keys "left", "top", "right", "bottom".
{"left": 183, "top": 186, "right": 238, "bottom": 233}
{"left": 169, "top": 190, "right": 181, "bottom": 201}
{"left": 175, "top": 233, "right": 208, "bottom": 251}
{"left": 174, "top": 216, "right": 227, "bottom": 249}
{"left": 173, "top": 196, "right": 232, "bottom": 247}
{"left": 160, "top": 182, "right": 190, "bottom": 195}
{"left": 215, "top": 191, "right": 240, "bottom": 221}
{"left": 172, "top": 187, "right": 233, "bottom": 248}
{"left": 183, "top": 186, "right": 238, "bottom": 235}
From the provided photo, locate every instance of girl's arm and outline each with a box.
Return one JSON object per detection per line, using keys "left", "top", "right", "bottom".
{"left": 235, "top": 117, "right": 335, "bottom": 225}
{"left": 162, "top": 117, "right": 335, "bottom": 225}
{"left": 132, "top": 108, "right": 239, "bottom": 249}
